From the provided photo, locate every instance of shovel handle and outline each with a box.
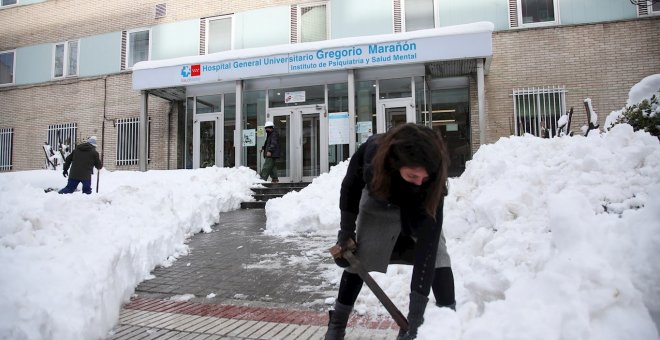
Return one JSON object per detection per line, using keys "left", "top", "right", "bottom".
{"left": 328, "top": 238, "right": 409, "bottom": 331}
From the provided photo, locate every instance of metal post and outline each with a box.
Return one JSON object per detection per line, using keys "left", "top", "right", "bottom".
{"left": 139, "top": 90, "right": 148, "bottom": 171}
{"left": 347, "top": 69, "right": 356, "bottom": 156}
{"left": 477, "top": 59, "right": 486, "bottom": 145}
{"left": 234, "top": 80, "right": 243, "bottom": 167}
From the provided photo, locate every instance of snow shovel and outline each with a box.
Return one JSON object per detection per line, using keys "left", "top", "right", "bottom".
{"left": 330, "top": 239, "right": 409, "bottom": 331}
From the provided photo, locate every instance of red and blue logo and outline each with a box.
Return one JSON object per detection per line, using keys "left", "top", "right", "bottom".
{"left": 181, "top": 64, "right": 201, "bottom": 78}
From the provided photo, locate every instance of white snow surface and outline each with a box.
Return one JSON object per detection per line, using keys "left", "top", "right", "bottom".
{"left": 0, "top": 167, "right": 259, "bottom": 340}
{"left": 626, "top": 74, "right": 660, "bottom": 107}
{"left": 266, "top": 124, "right": 660, "bottom": 340}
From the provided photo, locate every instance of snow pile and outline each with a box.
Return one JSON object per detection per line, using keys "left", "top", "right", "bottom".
{"left": 605, "top": 73, "right": 660, "bottom": 129}
{"left": 425, "top": 125, "right": 660, "bottom": 340}
{"left": 0, "top": 167, "right": 259, "bottom": 340}
{"left": 265, "top": 124, "right": 660, "bottom": 339}
{"left": 264, "top": 160, "right": 348, "bottom": 235}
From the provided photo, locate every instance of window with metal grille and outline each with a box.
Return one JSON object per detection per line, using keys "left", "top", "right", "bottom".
{"left": 0, "top": 50, "right": 15, "bottom": 85}
{"left": 53, "top": 40, "right": 79, "bottom": 78}
{"left": 116, "top": 117, "right": 150, "bottom": 166}
{"left": 512, "top": 86, "right": 566, "bottom": 137}
{"left": 47, "top": 123, "right": 77, "bottom": 156}
{"left": 299, "top": 3, "right": 328, "bottom": 43}
{"left": 0, "top": 128, "right": 13, "bottom": 171}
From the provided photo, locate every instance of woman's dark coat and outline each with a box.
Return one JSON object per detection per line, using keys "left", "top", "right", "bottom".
{"left": 339, "top": 135, "right": 444, "bottom": 295}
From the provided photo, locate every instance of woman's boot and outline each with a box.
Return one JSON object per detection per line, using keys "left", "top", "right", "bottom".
{"left": 324, "top": 301, "right": 353, "bottom": 340}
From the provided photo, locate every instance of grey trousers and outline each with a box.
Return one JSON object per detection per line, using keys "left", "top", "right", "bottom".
{"left": 347, "top": 189, "right": 451, "bottom": 274}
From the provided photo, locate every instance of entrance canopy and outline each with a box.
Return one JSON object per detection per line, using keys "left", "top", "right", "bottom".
{"left": 132, "top": 22, "right": 494, "bottom": 92}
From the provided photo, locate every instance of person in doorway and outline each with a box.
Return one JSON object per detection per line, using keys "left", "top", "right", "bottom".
{"left": 260, "top": 121, "right": 280, "bottom": 183}
{"left": 59, "top": 136, "right": 102, "bottom": 194}
{"left": 325, "top": 123, "right": 455, "bottom": 340}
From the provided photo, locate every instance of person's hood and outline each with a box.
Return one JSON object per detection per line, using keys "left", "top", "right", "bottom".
{"left": 76, "top": 142, "right": 95, "bottom": 151}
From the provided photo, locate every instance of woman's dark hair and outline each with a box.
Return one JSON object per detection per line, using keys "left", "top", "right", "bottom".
{"left": 370, "top": 123, "right": 449, "bottom": 218}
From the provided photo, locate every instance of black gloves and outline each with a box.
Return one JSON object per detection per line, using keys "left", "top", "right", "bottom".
{"left": 334, "top": 230, "right": 356, "bottom": 268}
{"left": 397, "top": 291, "right": 429, "bottom": 340}
{"left": 62, "top": 169, "right": 68, "bottom": 178}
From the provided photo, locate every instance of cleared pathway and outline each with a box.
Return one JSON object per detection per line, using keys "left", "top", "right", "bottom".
{"left": 107, "top": 209, "right": 399, "bottom": 339}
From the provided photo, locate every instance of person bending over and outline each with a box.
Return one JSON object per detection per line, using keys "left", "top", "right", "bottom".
{"left": 325, "top": 123, "right": 455, "bottom": 340}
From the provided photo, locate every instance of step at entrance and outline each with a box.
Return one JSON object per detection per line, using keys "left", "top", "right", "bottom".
{"left": 241, "top": 182, "right": 311, "bottom": 209}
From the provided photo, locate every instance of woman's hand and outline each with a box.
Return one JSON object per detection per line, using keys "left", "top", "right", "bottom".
{"left": 334, "top": 230, "right": 356, "bottom": 268}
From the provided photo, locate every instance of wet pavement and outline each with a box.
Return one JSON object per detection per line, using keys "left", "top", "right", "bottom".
{"left": 108, "top": 209, "right": 400, "bottom": 339}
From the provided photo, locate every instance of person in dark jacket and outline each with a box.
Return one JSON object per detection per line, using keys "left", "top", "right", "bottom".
{"left": 325, "top": 123, "right": 455, "bottom": 340}
{"left": 260, "top": 121, "right": 280, "bottom": 183}
{"left": 58, "top": 136, "right": 103, "bottom": 194}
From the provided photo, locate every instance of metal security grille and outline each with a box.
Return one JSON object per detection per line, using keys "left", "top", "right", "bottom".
{"left": 393, "top": 0, "right": 402, "bottom": 33}
{"left": 47, "top": 123, "right": 77, "bottom": 154}
{"left": 637, "top": 1, "right": 648, "bottom": 15}
{"left": 120, "top": 31, "right": 127, "bottom": 71}
{"left": 290, "top": 5, "right": 298, "bottom": 43}
{"left": 513, "top": 86, "right": 566, "bottom": 137}
{"left": 508, "top": 0, "right": 519, "bottom": 27}
{"left": 116, "top": 117, "right": 150, "bottom": 165}
{"left": 0, "top": 128, "right": 13, "bottom": 171}
{"left": 154, "top": 3, "right": 167, "bottom": 19}
{"left": 199, "top": 18, "right": 206, "bottom": 55}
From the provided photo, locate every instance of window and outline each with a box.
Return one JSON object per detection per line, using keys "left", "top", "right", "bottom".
{"left": 518, "top": 0, "right": 558, "bottom": 26}
{"left": 0, "top": 128, "right": 13, "bottom": 171}
{"left": 513, "top": 86, "right": 566, "bottom": 138}
{"left": 53, "top": 40, "right": 79, "bottom": 78}
{"left": 299, "top": 3, "right": 328, "bottom": 43}
{"left": 196, "top": 94, "right": 222, "bottom": 114}
{"left": 206, "top": 16, "right": 232, "bottom": 54}
{"left": 0, "top": 50, "right": 14, "bottom": 85}
{"left": 328, "top": 83, "right": 349, "bottom": 168}
{"left": 47, "top": 123, "right": 77, "bottom": 156}
{"left": 652, "top": 0, "right": 660, "bottom": 14}
{"left": 126, "top": 29, "right": 150, "bottom": 68}
{"left": 116, "top": 117, "right": 151, "bottom": 165}
{"left": 404, "top": 0, "right": 435, "bottom": 31}
{"left": 1, "top": 0, "right": 17, "bottom": 6}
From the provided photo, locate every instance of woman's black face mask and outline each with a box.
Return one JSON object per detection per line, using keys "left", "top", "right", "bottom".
{"left": 392, "top": 172, "right": 432, "bottom": 196}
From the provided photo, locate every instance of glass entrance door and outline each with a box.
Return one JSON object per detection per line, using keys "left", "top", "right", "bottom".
{"left": 377, "top": 98, "right": 415, "bottom": 133}
{"left": 268, "top": 106, "right": 326, "bottom": 182}
{"left": 301, "top": 111, "right": 321, "bottom": 181}
{"left": 193, "top": 115, "right": 223, "bottom": 168}
{"left": 270, "top": 112, "right": 291, "bottom": 180}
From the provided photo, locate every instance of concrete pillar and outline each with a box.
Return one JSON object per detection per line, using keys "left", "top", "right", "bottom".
{"left": 234, "top": 80, "right": 243, "bottom": 166}
{"left": 477, "top": 58, "right": 486, "bottom": 145}
{"left": 348, "top": 69, "right": 356, "bottom": 155}
{"left": 139, "top": 90, "right": 148, "bottom": 172}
